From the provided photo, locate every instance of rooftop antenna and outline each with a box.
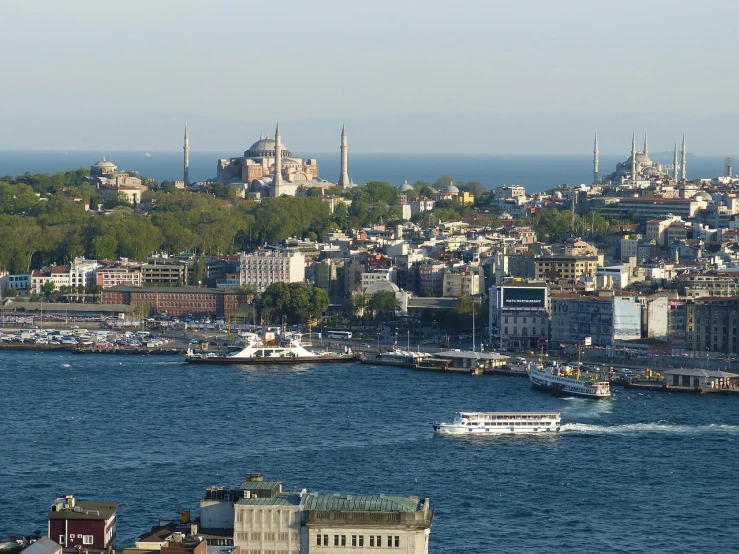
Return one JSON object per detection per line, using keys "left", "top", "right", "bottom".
{"left": 725, "top": 157, "right": 734, "bottom": 178}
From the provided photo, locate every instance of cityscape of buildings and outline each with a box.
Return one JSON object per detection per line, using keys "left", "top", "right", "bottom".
{"left": 2, "top": 128, "right": 739, "bottom": 359}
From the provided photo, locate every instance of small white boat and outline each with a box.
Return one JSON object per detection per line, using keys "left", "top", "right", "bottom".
{"left": 433, "top": 411, "right": 561, "bottom": 435}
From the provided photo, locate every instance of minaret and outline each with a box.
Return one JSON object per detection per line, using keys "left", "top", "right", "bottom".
{"left": 338, "top": 123, "right": 350, "bottom": 187}
{"left": 680, "top": 131, "right": 687, "bottom": 182}
{"left": 592, "top": 131, "right": 599, "bottom": 185}
{"left": 183, "top": 123, "right": 190, "bottom": 185}
{"left": 673, "top": 141, "right": 679, "bottom": 181}
{"left": 273, "top": 122, "right": 284, "bottom": 196}
{"left": 643, "top": 131, "right": 648, "bottom": 156}
{"left": 631, "top": 131, "right": 637, "bottom": 182}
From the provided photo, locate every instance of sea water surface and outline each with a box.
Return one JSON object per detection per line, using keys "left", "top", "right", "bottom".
{"left": 1, "top": 352, "right": 738, "bottom": 553}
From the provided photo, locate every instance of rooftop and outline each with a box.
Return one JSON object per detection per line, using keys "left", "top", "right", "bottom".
{"left": 48, "top": 500, "right": 119, "bottom": 520}
{"left": 300, "top": 493, "right": 424, "bottom": 513}
{"left": 21, "top": 537, "right": 61, "bottom": 554}
{"left": 236, "top": 493, "right": 301, "bottom": 507}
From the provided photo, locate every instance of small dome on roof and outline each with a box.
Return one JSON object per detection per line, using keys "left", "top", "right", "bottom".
{"left": 444, "top": 184, "right": 460, "bottom": 194}
{"left": 399, "top": 180, "right": 414, "bottom": 192}
{"left": 92, "top": 156, "right": 116, "bottom": 168}
{"left": 694, "top": 191, "right": 713, "bottom": 202}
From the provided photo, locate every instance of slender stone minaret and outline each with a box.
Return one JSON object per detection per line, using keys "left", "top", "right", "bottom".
{"left": 183, "top": 123, "right": 190, "bottom": 185}
{"left": 593, "top": 131, "right": 599, "bottom": 184}
{"left": 643, "top": 131, "right": 648, "bottom": 156}
{"left": 338, "top": 123, "right": 350, "bottom": 188}
{"left": 673, "top": 141, "right": 679, "bottom": 181}
{"left": 680, "top": 131, "right": 687, "bottom": 182}
{"left": 631, "top": 131, "right": 637, "bottom": 182}
{"left": 273, "top": 122, "right": 284, "bottom": 196}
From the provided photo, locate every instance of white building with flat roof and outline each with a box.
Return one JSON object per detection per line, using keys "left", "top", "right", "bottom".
{"left": 239, "top": 250, "right": 305, "bottom": 292}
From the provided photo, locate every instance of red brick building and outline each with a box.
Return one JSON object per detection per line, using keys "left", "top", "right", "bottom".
{"left": 48, "top": 495, "right": 119, "bottom": 549}
{"left": 101, "top": 285, "right": 241, "bottom": 318}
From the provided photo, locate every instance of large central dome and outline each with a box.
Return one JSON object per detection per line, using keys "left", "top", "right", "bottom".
{"left": 245, "top": 136, "right": 292, "bottom": 158}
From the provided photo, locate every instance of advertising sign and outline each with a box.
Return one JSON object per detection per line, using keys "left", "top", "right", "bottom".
{"left": 502, "top": 287, "right": 546, "bottom": 309}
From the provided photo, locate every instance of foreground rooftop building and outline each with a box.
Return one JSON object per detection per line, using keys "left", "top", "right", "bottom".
{"left": 200, "top": 473, "right": 433, "bottom": 554}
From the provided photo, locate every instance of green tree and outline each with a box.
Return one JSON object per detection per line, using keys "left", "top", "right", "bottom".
{"left": 258, "top": 282, "right": 329, "bottom": 325}
{"left": 42, "top": 281, "right": 56, "bottom": 296}
{"left": 420, "top": 286, "right": 435, "bottom": 298}
{"left": 367, "top": 290, "right": 400, "bottom": 319}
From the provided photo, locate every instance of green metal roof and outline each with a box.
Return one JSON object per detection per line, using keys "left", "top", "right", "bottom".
{"left": 236, "top": 493, "right": 301, "bottom": 506}
{"left": 239, "top": 480, "right": 281, "bottom": 491}
{"left": 300, "top": 493, "right": 422, "bottom": 513}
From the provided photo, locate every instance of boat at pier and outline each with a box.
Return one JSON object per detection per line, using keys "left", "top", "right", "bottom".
{"left": 433, "top": 411, "right": 562, "bottom": 435}
{"left": 528, "top": 361, "right": 611, "bottom": 398}
{"left": 184, "top": 332, "right": 357, "bottom": 365}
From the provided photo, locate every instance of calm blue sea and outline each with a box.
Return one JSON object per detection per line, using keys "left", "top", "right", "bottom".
{"left": 1, "top": 352, "right": 738, "bottom": 553}
{"left": 0, "top": 151, "right": 730, "bottom": 193}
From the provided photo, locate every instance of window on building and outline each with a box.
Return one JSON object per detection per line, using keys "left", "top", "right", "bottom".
{"left": 352, "top": 536, "right": 357, "bottom": 547}
{"left": 359, "top": 536, "right": 364, "bottom": 547}
{"left": 83, "top": 536, "right": 93, "bottom": 545}
{"left": 334, "top": 535, "right": 339, "bottom": 546}
{"left": 323, "top": 535, "right": 328, "bottom": 546}
{"left": 341, "top": 536, "right": 346, "bottom": 546}
{"left": 370, "top": 536, "right": 375, "bottom": 547}
{"left": 395, "top": 536, "right": 400, "bottom": 547}
{"left": 376, "top": 536, "right": 382, "bottom": 547}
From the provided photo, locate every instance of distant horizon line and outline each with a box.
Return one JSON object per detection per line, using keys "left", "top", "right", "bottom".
{"left": 0, "top": 148, "right": 721, "bottom": 157}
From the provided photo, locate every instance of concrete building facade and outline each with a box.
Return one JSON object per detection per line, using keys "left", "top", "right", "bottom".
{"left": 239, "top": 250, "right": 305, "bottom": 293}
{"left": 489, "top": 282, "right": 549, "bottom": 350}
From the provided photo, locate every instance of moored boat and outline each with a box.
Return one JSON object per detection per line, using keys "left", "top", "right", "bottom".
{"left": 433, "top": 411, "right": 562, "bottom": 435}
{"left": 528, "top": 361, "right": 611, "bottom": 399}
{"left": 184, "top": 332, "right": 357, "bottom": 365}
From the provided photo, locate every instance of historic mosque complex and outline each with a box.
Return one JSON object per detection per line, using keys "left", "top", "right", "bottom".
{"left": 215, "top": 123, "right": 352, "bottom": 198}
{"left": 596, "top": 130, "right": 688, "bottom": 185}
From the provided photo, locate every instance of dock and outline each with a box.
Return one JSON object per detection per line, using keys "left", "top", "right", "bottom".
{"left": 623, "top": 382, "right": 739, "bottom": 395}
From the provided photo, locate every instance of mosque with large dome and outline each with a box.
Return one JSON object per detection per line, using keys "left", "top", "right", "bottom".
{"left": 216, "top": 123, "right": 351, "bottom": 198}
{"left": 604, "top": 132, "right": 664, "bottom": 182}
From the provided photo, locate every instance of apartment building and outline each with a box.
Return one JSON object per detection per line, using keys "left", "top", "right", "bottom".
{"left": 96, "top": 264, "right": 142, "bottom": 288}
{"left": 534, "top": 255, "right": 601, "bottom": 283}
{"left": 239, "top": 250, "right": 305, "bottom": 293}
{"left": 442, "top": 268, "right": 480, "bottom": 297}
{"left": 685, "top": 297, "right": 739, "bottom": 353}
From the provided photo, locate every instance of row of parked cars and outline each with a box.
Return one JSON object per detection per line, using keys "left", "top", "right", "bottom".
{"left": 0, "top": 328, "right": 170, "bottom": 348}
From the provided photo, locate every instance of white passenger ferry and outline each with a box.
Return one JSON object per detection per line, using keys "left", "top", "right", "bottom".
{"left": 528, "top": 362, "right": 611, "bottom": 399}
{"left": 433, "top": 411, "right": 562, "bottom": 435}
{"left": 185, "top": 332, "right": 356, "bottom": 365}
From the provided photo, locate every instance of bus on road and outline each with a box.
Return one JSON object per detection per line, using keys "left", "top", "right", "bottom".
{"left": 327, "top": 331, "right": 352, "bottom": 340}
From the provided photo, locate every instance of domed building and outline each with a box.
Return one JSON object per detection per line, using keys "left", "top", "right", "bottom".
{"left": 605, "top": 132, "right": 664, "bottom": 183}
{"left": 89, "top": 156, "right": 145, "bottom": 205}
{"left": 216, "top": 123, "right": 352, "bottom": 198}
{"left": 90, "top": 156, "right": 118, "bottom": 178}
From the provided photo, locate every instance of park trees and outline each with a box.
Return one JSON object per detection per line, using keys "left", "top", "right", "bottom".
{"left": 258, "top": 282, "right": 329, "bottom": 325}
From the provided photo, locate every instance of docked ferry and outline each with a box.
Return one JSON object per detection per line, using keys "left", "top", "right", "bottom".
{"left": 528, "top": 362, "right": 611, "bottom": 399}
{"left": 184, "top": 332, "right": 357, "bottom": 365}
{"left": 433, "top": 411, "right": 562, "bottom": 435}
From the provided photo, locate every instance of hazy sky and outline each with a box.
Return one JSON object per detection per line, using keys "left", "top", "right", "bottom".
{"left": 2, "top": 0, "right": 738, "bottom": 153}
